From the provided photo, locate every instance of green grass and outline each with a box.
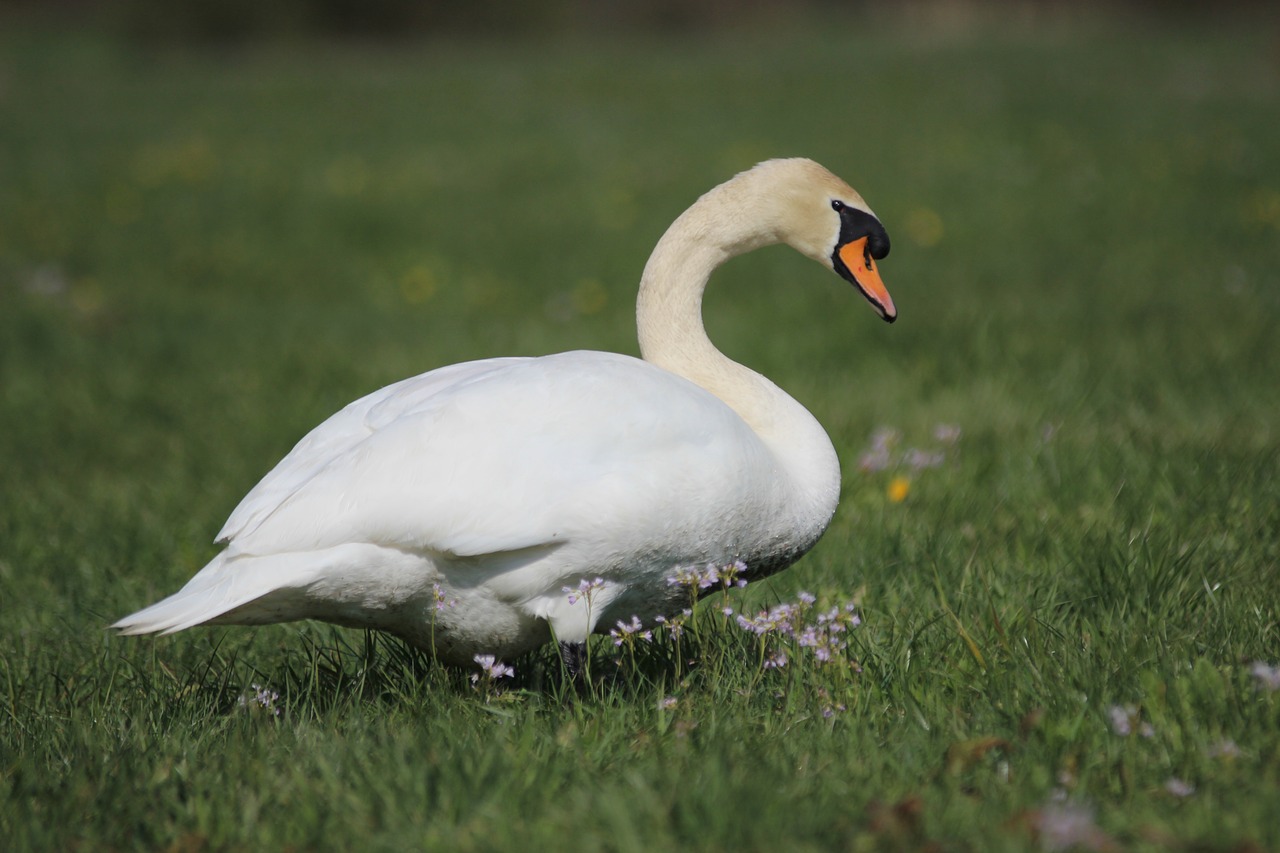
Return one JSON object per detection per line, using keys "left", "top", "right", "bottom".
{"left": 4, "top": 9, "right": 1280, "bottom": 850}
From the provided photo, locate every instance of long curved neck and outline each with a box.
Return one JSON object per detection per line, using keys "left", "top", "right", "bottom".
{"left": 636, "top": 178, "right": 780, "bottom": 424}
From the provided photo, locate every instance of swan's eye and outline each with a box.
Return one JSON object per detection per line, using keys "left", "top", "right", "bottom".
{"left": 831, "top": 200, "right": 845, "bottom": 212}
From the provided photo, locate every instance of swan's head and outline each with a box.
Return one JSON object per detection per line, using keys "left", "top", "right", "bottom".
{"left": 754, "top": 158, "right": 896, "bottom": 323}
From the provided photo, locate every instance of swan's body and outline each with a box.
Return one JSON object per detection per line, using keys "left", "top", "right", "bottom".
{"left": 114, "top": 158, "right": 895, "bottom": 665}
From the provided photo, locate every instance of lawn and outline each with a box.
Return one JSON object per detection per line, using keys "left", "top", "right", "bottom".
{"left": 3, "top": 7, "right": 1279, "bottom": 850}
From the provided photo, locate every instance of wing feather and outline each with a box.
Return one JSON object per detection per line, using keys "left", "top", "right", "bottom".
{"left": 216, "top": 352, "right": 768, "bottom": 565}
{"left": 215, "top": 357, "right": 528, "bottom": 543}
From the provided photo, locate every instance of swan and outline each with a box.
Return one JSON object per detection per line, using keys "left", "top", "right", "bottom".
{"left": 113, "top": 158, "right": 895, "bottom": 666}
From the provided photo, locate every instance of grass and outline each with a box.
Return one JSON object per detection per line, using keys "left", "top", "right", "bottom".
{"left": 3, "top": 8, "right": 1280, "bottom": 850}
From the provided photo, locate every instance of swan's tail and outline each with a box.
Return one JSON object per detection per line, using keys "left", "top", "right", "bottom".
{"left": 111, "top": 551, "right": 315, "bottom": 636}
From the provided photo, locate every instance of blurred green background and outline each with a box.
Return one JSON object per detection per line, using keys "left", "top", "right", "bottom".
{"left": 2, "top": 1, "right": 1279, "bottom": 850}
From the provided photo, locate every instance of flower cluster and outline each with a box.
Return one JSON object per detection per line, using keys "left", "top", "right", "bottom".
{"left": 763, "top": 651, "right": 788, "bottom": 670}
{"left": 610, "top": 615, "right": 653, "bottom": 646}
{"left": 471, "top": 654, "right": 515, "bottom": 684}
{"left": 238, "top": 683, "right": 282, "bottom": 717}
{"left": 736, "top": 591, "right": 861, "bottom": 669}
{"left": 666, "top": 559, "right": 749, "bottom": 592}
{"left": 431, "top": 581, "right": 457, "bottom": 612}
{"left": 653, "top": 610, "right": 690, "bottom": 641}
{"left": 563, "top": 577, "right": 606, "bottom": 606}
{"left": 858, "top": 424, "right": 961, "bottom": 475}
{"left": 736, "top": 595, "right": 810, "bottom": 637}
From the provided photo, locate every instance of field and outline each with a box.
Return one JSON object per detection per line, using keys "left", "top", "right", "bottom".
{"left": 3, "top": 8, "right": 1280, "bottom": 850}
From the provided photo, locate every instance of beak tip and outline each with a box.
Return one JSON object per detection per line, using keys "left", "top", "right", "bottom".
{"left": 878, "top": 297, "right": 898, "bottom": 324}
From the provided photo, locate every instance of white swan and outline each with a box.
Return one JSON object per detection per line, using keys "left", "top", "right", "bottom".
{"left": 113, "top": 158, "right": 895, "bottom": 665}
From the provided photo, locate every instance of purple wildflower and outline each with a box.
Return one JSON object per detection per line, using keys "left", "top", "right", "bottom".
{"left": 737, "top": 601, "right": 804, "bottom": 636}
{"left": 658, "top": 696, "right": 678, "bottom": 711}
{"left": 431, "top": 581, "right": 457, "bottom": 611}
{"left": 1108, "top": 704, "right": 1134, "bottom": 737}
{"left": 1250, "top": 661, "right": 1280, "bottom": 691}
{"left": 870, "top": 426, "right": 900, "bottom": 451}
{"left": 654, "top": 613, "right": 685, "bottom": 640}
{"left": 666, "top": 564, "right": 706, "bottom": 589}
{"left": 238, "top": 683, "right": 282, "bottom": 717}
{"left": 858, "top": 449, "right": 892, "bottom": 472}
{"left": 667, "top": 560, "right": 748, "bottom": 592}
{"left": 471, "top": 654, "right": 514, "bottom": 683}
{"left": 563, "top": 577, "right": 605, "bottom": 605}
{"left": 858, "top": 426, "right": 900, "bottom": 472}
{"left": 1165, "top": 778, "right": 1195, "bottom": 798}
{"left": 610, "top": 615, "right": 652, "bottom": 646}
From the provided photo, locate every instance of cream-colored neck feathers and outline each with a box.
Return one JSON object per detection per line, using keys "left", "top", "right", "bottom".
{"left": 636, "top": 158, "right": 866, "bottom": 432}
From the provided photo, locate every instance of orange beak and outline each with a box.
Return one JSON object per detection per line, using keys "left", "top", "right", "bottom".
{"left": 838, "top": 237, "right": 896, "bottom": 323}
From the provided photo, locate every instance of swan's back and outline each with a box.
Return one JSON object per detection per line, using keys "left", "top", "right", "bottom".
{"left": 223, "top": 352, "right": 795, "bottom": 564}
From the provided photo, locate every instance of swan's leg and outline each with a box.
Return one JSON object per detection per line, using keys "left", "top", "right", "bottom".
{"left": 559, "top": 641, "right": 588, "bottom": 678}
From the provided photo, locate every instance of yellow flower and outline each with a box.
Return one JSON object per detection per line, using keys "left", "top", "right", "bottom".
{"left": 887, "top": 476, "right": 911, "bottom": 503}
{"left": 400, "top": 264, "right": 437, "bottom": 304}
{"left": 904, "top": 206, "right": 944, "bottom": 248}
